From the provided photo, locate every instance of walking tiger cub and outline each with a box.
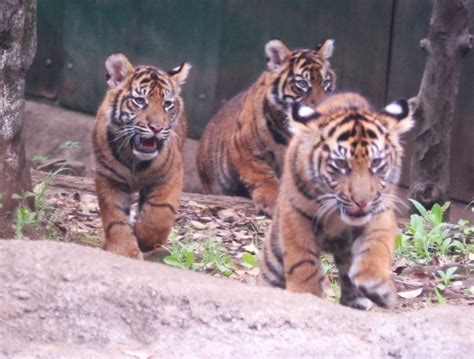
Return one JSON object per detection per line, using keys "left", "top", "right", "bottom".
{"left": 197, "top": 39, "right": 336, "bottom": 216}
{"left": 92, "top": 53, "right": 191, "bottom": 259}
{"left": 258, "top": 93, "right": 414, "bottom": 310}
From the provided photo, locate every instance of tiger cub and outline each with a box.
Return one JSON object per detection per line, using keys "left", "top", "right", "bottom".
{"left": 258, "top": 93, "right": 414, "bottom": 309}
{"left": 92, "top": 53, "right": 191, "bottom": 259}
{"left": 197, "top": 39, "right": 336, "bottom": 216}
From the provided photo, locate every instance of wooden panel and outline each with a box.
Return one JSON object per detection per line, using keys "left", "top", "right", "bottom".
{"left": 26, "top": 0, "right": 65, "bottom": 99}
{"left": 387, "top": 0, "right": 474, "bottom": 202}
{"left": 214, "top": 0, "right": 395, "bottom": 111}
{"left": 58, "top": 0, "right": 223, "bottom": 138}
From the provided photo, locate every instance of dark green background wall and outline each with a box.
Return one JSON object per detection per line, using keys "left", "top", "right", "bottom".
{"left": 26, "top": 0, "right": 473, "bottom": 202}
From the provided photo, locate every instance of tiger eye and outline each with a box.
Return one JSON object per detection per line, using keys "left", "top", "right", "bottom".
{"left": 334, "top": 158, "right": 349, "bottom": 169}
{"left": 132, "top": 96, "right": 146, "bottom": 106}
{"left": 371, "top": 158, "right": 383, "bottom": 167}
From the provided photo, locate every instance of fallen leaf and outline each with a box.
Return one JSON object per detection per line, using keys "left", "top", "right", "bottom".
{"left": 397, "top": 288, "right": 423, "bottom": 299}
{"left": 190, "top": 220, "right": 206, "bottom": 230}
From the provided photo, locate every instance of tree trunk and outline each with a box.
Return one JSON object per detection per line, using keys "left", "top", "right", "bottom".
{"left": 0, "top": 0, "right": 37, "bottom": 235}
{"left": 409, "top": 0, "right": 472, "bottom": 213}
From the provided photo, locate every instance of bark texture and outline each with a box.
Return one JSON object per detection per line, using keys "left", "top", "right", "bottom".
{"left": 409, "top": 0, "right": 472, "bottom": 211}
{"left": 0, "top": 0, "right": 37, "bottom": 234}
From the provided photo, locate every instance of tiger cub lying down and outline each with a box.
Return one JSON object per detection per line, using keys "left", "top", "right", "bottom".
{"left": 258, "top": 93, "right": 414, "bottom": 309}
{"left": 92, "top": 54, "right": 191, "bottom": 259}
{"left": 197, "top": 39, "right": 336, "bottom": 216}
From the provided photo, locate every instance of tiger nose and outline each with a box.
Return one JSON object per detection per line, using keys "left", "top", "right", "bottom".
{"left": 353, "top": 198, "right": 368, "bottom": 209}
{"left": 148, "top": 124, "right": 164, "bottom": 134}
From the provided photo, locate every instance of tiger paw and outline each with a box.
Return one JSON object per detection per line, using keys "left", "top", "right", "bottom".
{"left": 103, "top": 240, "right": 143, "bottom": 260}
{"left": 252, "top": 188, "right": 278, "bottom": 217}
{"left": 343, "top": 296, "right": 374, "bottom": 311}
{"left": 349, "top": 272, "right": 396, "bottom": 309}
{"left": 254, "top": 196, "right": 275, "bottom": 217}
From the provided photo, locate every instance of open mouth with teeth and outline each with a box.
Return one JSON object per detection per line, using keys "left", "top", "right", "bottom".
{"left": 131, "top": 135, "right": 164, "bottom": 160}
{"left": 133, "top": 135, "right": 159, "bottom": 153}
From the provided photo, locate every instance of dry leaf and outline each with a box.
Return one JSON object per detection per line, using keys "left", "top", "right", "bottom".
{"left": 397, "top": 288, "right": 423, "bottom": 299}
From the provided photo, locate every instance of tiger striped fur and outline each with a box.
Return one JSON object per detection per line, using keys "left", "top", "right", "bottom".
{"left": 197, "top": 39, "right": 336, "bottom": 216}
{"left": 92, "top": 53, "right": 191, "bottom": 259}
{"left": 258, "top": 93, "right": 414, "bottom": 309}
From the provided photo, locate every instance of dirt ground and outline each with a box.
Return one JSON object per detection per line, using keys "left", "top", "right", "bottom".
{"left": 22, "top": 170, "right": 473, "bottom": 314}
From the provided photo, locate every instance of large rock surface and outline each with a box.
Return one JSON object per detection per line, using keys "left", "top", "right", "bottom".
{"left": 0, "top": 240, "right": 472, "bottom": 358}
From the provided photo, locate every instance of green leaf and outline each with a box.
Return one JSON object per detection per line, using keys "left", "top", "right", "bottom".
{"left": 242, "top": 252, "right": 259, "bottom": 268}
{"left": 185, "top": 251, "right": 195, "bottom": 267}
{"left": 11, "top": 193, "right": 23, "bottom": 200}
{"left": 446, "top": 266, "right": 457, "bottom": 277}
{"left": 430, "top": 204, "right": 443, "bottom": 226}
{"left": 163, "top": 255, "right": 188, "bottom": 270}
{"left": 434, "top": 287, "right": 446, "bottom": 304}
{"left": 409, "top": 199, "right": 430, "bottom": 221}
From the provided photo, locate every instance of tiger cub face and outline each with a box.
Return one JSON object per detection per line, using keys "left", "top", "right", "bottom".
{"left": 289, "top": 93, "right": 414, "bottom": 226}
{"left": 265, "top": 39, "right": 335, "bottom": 110}
{"left": 104, "top": 54, "right": 191, "bottom": 161}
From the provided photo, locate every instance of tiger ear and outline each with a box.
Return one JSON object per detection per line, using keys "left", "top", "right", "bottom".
{"left": 265, "top": 39, "right": 291, "bottom": 72}
{"left": 105, "top": 53, "right": 134, "bottom": 88}
{"left": 168, "top": 62, "right": 192, "bottom": 91}
{"left": 288, "top": 102, "right": 321, "bottom": 135}
{"left": 383, "top": 99, "right": 414, "bottom": 134}
{"left": 315, "top": 39, "right": 334, "bottom": 59}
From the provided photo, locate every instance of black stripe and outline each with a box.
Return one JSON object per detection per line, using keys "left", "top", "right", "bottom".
{"left": 107, "top": 127, "right": 131, "bottom": 168}
{"left": 106, "top": 221, "right": 132, "bottom": 236}
{"left": 302, "top": 269, "right": 321, "bottom": 284}
{"left": 263, "top": 98, "right": 290, "bottom": 145}
{"left": 96, "top": 171, "right": 131, "bottom": 193}
{"left": 114, "top": 205, "right": 131, "bottom": 216}
{"left": 136, "top": 160, "right": 152, "bottom": 172}
{"left": 290, "top": 148, "right": 317, "bottom": 200}
{"left": 147, "top": 203, "right": 177, "bottom": 214}
{"left": 260, "top": 270, "right": 285, "bottom": 289}
{"left": 92, "top": 137, "right": 128, "bottom": 183}
{"left": 288, "top": 259, "right": 316, "bottom": 276}
{"left": 111, "top": 91, "right": 121, "bottom": 124}
{"left": 263, "top": 249, "right": 285, "bottom": 282}
{"left": 270, "top": 229, "right": 284, "bottom": 265}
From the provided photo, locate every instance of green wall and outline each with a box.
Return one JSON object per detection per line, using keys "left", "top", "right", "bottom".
{"left": 26, "top": 0, "right": 473, "bottom": 201}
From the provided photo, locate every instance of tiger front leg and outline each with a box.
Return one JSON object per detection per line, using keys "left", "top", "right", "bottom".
{"left": 348, "top": 213, "right": 398, "bottom": 308}
{"left": 250, "top": 179, "right": 279, "bottom": 217}
{"left": 280, "top": 205, "right": 324, "bottom": 296}
{"left": 95, "top": 176, "right": 142, "bottom": 259}
{"left": 331, "top": 239, "right": 373, "bottom": 310}
{"left": 237, "top": 158, "right": 279, "bottom": 216}
{"left": 134, "top": 179, "right": 182, "bottom": 252}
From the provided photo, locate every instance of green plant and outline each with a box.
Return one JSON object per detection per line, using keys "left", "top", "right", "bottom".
{"left": 434, "top": 287, "right": 446, "bottom": 305}
{"left": 32, "top": 154, "right": 48, "bottom": 167}
{"left": 163, "top": 235, "right": 234, "bottom": 277}
{"left": 198, "top": 239, "right": 234, "bottom": 276}
{"left": 60, "top": 140, "right": 80, "bottom": 150}
{"left": 241, "top": 252, "right": 259, "bottom": 269}
{"left": 12, "top": 167, "right": 66, "bottom": 238}
{"left": 396, "top": 199, "right": 469, "bottom": 263}
{"left": 436, "top": 267, "right": 457, "bottom": 290}
{"left": 163, "top": 233, "right": 198, "bottom": 270}
{"left": 14, "top": 204, "right": 37, "bottom": 238}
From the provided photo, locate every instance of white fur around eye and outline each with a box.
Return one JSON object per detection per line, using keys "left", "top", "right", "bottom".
{"left": 298, "top": 105, "right": 315, "bottom": 118}
{"left": 384, "top": 103, "right": 403, "bottom": 116}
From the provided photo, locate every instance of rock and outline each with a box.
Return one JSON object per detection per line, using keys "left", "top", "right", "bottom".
{"left": 0, "top": 240, "right": 473, "bottom": 357}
